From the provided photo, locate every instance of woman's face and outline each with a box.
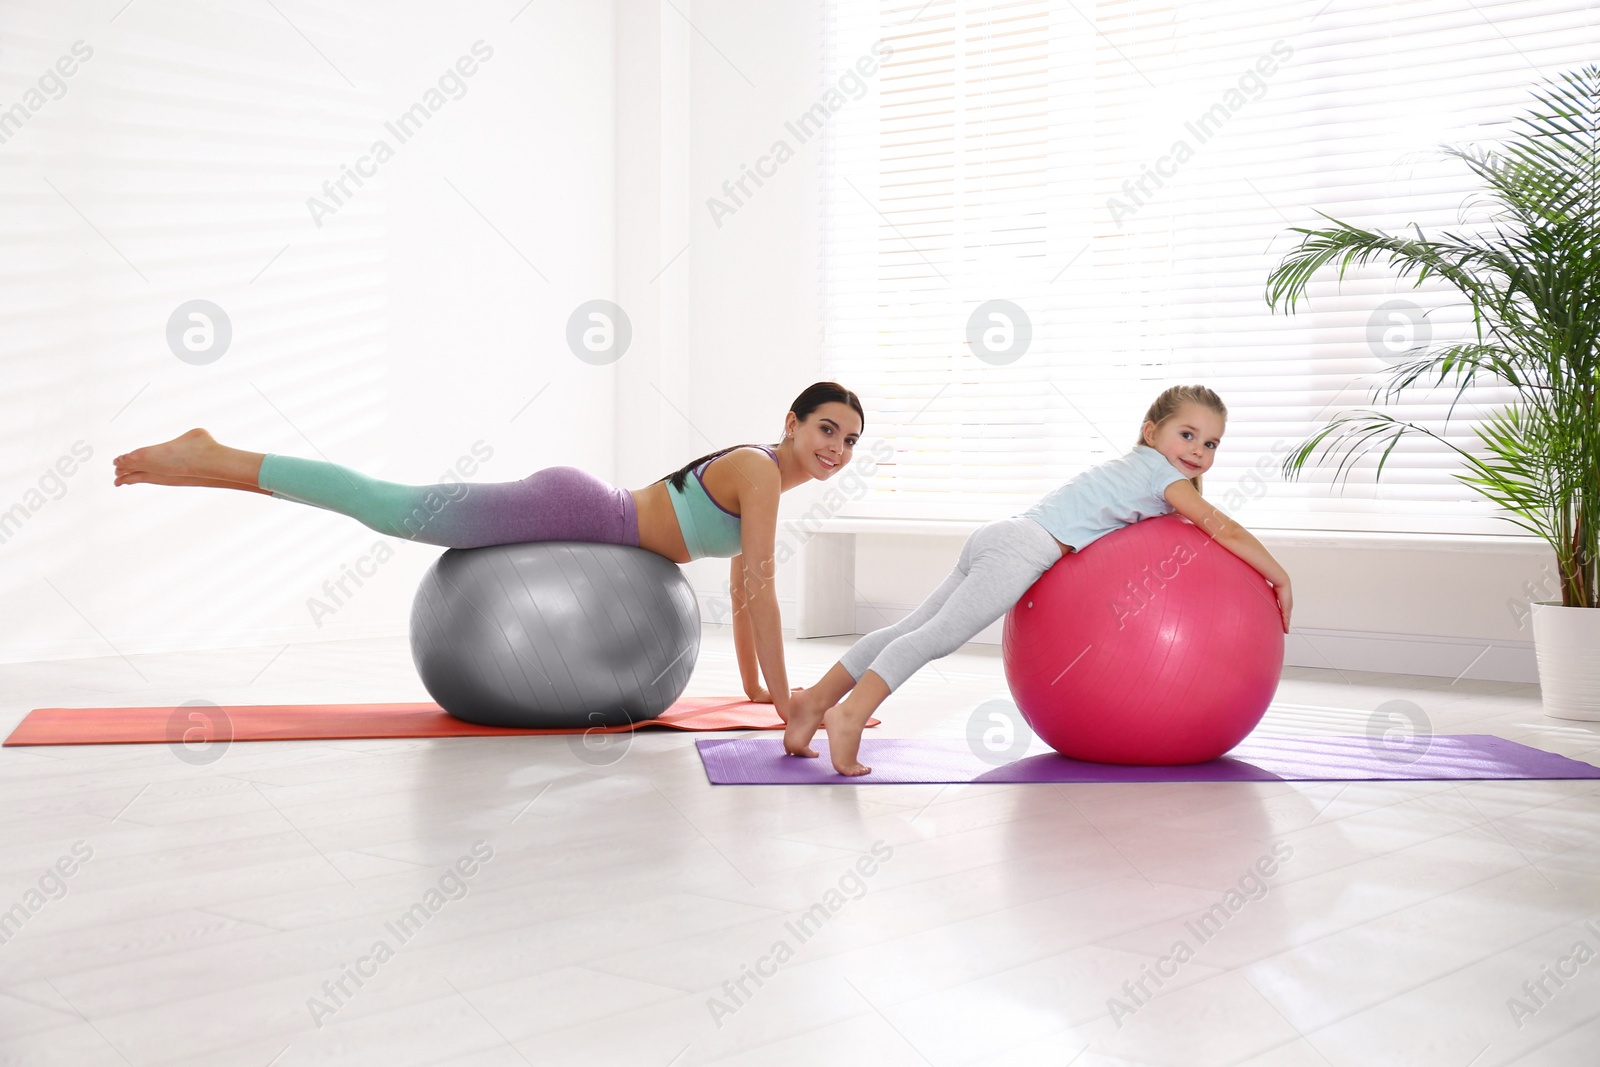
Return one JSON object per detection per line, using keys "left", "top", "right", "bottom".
{"left": 1143, "top": 401, "right": 1225, "bottom": 478}
{"left": 789, "top": 401, "right": 863, "bottom": 480}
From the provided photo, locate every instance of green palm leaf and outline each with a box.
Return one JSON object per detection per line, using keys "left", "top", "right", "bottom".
{"left": 1266, "top": 64, "right": 1600, "bottom": 608}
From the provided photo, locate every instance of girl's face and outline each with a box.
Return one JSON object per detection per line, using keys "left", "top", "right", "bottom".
{"left": 787, "top": 401, "right": 862, "bottom": 480}
{"left": 1142, "top": 402, "right": 1225, "bottom": 478}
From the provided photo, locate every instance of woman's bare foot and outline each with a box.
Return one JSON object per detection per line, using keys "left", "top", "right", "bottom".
{"left": 823, "top": 698, "right": 874, "bottom": 776}
{"left": 115, "top": 472, "right": 272, "bottom": 494}
{"left": 114, "top": 428, "right": 263, "bottom": 488}
{"left": 783, "top": 687, "right": 829, "bottom": 759}
{"left": 114, "top": 428, "right": 221, "bottom": 485}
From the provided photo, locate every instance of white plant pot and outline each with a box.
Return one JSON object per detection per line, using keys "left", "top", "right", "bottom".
{"left": 1531, "top": 602, "right": 1600, "bottom": 721}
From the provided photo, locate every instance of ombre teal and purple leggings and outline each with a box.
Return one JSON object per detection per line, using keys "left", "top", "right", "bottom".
{"left": 257, "top": 454, "right": 639, "bottom": 550}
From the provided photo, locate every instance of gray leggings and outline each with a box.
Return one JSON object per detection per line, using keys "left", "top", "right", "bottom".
{"left": 840, "top": 517, "right": 1063, "bottom": 692}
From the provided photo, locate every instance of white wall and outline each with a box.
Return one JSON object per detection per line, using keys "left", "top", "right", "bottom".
{"left": 0, "top": 0, "right": 616, "bottom": 662}
{"left": 5, "top": 0, "right": 1558, "bottom": 686}
{"left": 659, "top": 0, "right": 830, "bottom": 616}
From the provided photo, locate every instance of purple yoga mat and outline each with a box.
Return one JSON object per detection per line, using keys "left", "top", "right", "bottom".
{"left": 695, "top": 734, "right": 1600, "bottom": 785}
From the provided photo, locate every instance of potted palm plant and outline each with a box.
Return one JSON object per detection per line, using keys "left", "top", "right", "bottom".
{"left": 1263, "top": 64, "right": 1599, "bottom": 720}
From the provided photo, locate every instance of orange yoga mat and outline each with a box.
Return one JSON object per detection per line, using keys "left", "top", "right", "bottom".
{"left": 4, "top": 697, "right": 878, "bottom": 747}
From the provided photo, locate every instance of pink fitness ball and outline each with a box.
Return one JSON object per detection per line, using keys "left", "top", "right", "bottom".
{"left": 1002, "top": 514, "right": 1284, "bottom": 765}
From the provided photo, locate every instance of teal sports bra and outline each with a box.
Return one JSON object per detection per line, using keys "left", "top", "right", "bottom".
{"left": 666, "top": 445, "right": 779, "bottom": 560}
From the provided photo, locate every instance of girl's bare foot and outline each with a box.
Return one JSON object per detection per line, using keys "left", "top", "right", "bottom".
{"left": 823, "top": 698, "right": 874, "bottom": 776}
{"left": 783, "top": 687, "right": 828, "bottom": 758}
{"left": 114, "top": 428, "right": 263, "bottom": 488}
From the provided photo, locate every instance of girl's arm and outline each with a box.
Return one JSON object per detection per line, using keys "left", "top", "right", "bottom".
{"left": 729, "top": 555, "right": 769, "bottom": 702}
{"left": 1163, "top": 480, "right": 1293, "bottom": 632}
{"left": 730, "top": 452, "right": 792, "bottom": 717}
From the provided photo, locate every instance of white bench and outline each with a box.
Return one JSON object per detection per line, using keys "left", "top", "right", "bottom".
{"left": 781, "top": 517, "right": 982, "bottom": 638}
{"left": 780, "top": 516, "right": 1550, "bottom": 640}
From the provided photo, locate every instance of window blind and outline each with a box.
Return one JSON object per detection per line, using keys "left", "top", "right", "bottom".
{"left": 820, "top": 0, "right": 1597, "bottom": 534}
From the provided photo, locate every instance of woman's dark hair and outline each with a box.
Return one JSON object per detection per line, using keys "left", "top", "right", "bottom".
{"left": 662, "top": 381, "right": 865, "bottom": 491}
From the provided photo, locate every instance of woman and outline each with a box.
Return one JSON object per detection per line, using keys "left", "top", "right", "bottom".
{"left": 113, "top": 382, "right": 866, "bottom": 720}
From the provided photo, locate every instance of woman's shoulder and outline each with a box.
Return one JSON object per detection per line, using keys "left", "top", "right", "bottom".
{"left": 710, "top": 444, "right": 778, "bottom": 468}
{"left": 704, "top": 445, "right": 780, "bottom": 483}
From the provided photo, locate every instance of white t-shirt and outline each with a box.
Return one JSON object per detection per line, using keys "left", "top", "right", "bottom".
{"left": 1020, "top": 445, "right": 1191, "bottom": 551}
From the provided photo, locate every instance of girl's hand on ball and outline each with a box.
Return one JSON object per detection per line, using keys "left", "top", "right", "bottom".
{"left": 1274, "top": 582, "right": 1293, "bottom": 633}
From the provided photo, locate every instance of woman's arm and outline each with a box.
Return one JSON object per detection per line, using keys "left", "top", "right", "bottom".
{"left": 729, "top": 452, "right": 792, "bottom": 718}
{"left": 729, "top": 555, "right": 769, "bottom": 702}
{"left": 1163, "top": 480, "right": 1293, "bottom": 632}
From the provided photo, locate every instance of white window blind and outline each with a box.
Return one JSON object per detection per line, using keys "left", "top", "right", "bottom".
{"left": 820, "top": 0, "right": 1597, "bottom": 534}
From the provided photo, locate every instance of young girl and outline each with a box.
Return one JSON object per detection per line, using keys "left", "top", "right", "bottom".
{"left": 785, "top": 384, "right": 1293, "bottom": 776}
{"left": 113, "top": 382, "right": 866, "bottom": 721}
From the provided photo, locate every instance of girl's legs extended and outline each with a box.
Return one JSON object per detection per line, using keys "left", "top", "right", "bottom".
{"left": 114, "top": 428, "right": 639, "bottom": 550}
{"left": 784, "top": 565, "right": 969, "bottom": 758}
{"left": 805, "top": 518, "right": 1061, "bottom": 776}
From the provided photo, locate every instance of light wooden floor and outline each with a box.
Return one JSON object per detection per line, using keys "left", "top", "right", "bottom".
{"left": 2, "top": 630, "right": 1598, "bottom": 1066}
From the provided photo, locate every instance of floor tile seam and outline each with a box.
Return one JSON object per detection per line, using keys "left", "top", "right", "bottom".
{"left": 1441, "top": 785, "right": 1600, "bottom": 878}
{"left": 1301, "top": 790, "right": 1524, "bottom": 836}
{"left": 656, "top": 806, "right": 1132, "bottom": 908}
{"left": 1477, "top": 1002, "right": 1600, "bottom": 1067}
{"left": 1268, "top": 797, "right": 1512, "bottom": 865}
{"left": 1141, "top": 833, "right": 1501, "bottom": 902}
{"left": 814, "top": 882, "right": 1238, "bottom": 1012}
{"left": 1056, "top": 787, "right": 1291, "bottom": 866}
{"left": 737, "top": 831, "right": 897, "bottom": 858}
{"left": 1131, "top": 858, "right": 1554, "bottom": 981}
{"left": 1212, "top": 1027, "right": 1340, "bottom": 1067}
{"left": 1151, "top": 815, "right": 1566, "bottom": 925}
{"left": 53, "top": 807, "right": 727, "bottom": 888}
{"left": 0, "top": 770, "right": 457, "bottom": 827}
{"left": 9, "top": 834, "right": 402, "bottom": 898}
{"left": 96, "top": 989, "right": 513, "bottom": 1067}
{"left": 403, "top": 957, "right": 707, "bottom": 1044}
{"left": 406, "top": 1024, "right": 574, "bottom": 1067}
{"left": 956, "top": 1025, "right": 1173, "bottom": 1067}
{"left": 36, "top": 930, "right": 695, "bottom": 1044}
{"left": 589, "top": 870, "right": 1173, "bottom": 1014}
{"left": 0, "top": 906, "right": 290, "bottom": 983}
{"left": 563, "top": 959, "right": 715, "bottom": 1000}
{"left": 672, "top": 889, "right": 791, "bottom": 916}
{"left": 28, "top": 881, "right": 760, "bottom": 995}
{"left": 683, "top": 1002, "right": 889, "bottom": 1067}
{"left": 1238, "top": 902, "right": 1600, "bottom": 1039}
{"left": 1216, "top": 917, "right": 1600, "bottom": 1067}
{"left": 819, "top": 857, "right": 1139, "bottom": 931}
{"left": 1288, "top": 779, "right": 1485, "bottom": 827}
{"left": 763, "top": 805, "right": 1102, "bottom": 856}
{"left": 0, "top": 985, "right": 88, "bottom": 1029}
{"left": 575, "top": 881, "right": 1057, "bottom": 983}
{"left": 98, "top": 775, "right": 548, "bottom": 820}
{"left": 1445, "top": 783, "right": 1600, "bottom": 855}
{"left": 899, "top": 952, "right": 1235, "bottom": 1067}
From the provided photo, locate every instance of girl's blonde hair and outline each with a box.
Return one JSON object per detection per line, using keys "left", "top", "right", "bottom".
{"left": 1136, "top": 384, "right": 1227, "bottom": 493}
